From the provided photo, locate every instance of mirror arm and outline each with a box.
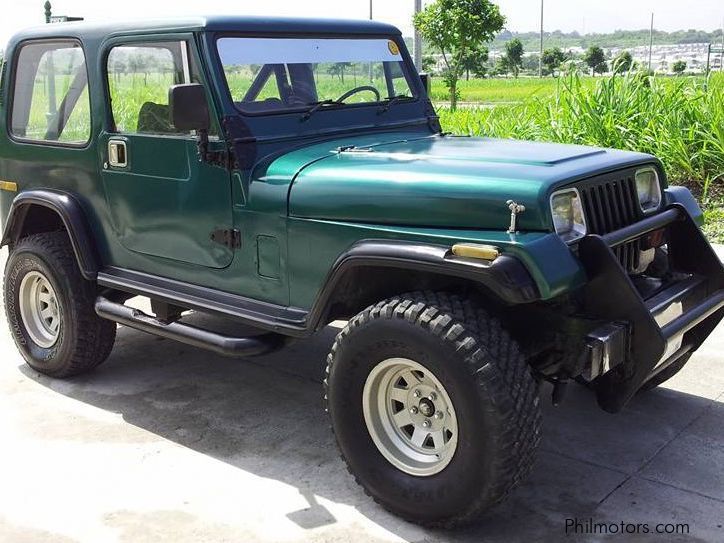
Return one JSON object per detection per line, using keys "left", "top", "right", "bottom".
{"left": 195, "top": 128, "right": 232, "bottom": 169}
{"left": 196, "top": 128, "right": 210, "bottom": 161}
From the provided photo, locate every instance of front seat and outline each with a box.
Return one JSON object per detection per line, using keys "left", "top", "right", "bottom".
{"left": 137, "top": 102, "right": 176, "bottom": 134}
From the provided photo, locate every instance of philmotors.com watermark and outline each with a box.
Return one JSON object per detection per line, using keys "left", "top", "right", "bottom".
{"left": 565, "top": 517, "right": 690, "bottom": 536}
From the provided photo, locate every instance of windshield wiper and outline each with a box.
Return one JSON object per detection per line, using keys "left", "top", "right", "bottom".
{"left": 377, "top": 95, "right": 414, "bottom": 115}
{"left": 301, "top": 99, "right": 345, "bottom": 121}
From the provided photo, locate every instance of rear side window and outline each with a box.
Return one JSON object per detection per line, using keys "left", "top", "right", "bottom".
{"left": 107, "top": 41, "right": 208, "bottom": 135}
{"left": 10, "top": 40, "right": 90, "bottom": 144}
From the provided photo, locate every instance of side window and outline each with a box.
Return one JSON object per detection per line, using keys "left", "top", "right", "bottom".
{"left": 10, "top": 40, "right": 91, "bottom": 144}
{"left": 107, "top": 41, "right": 209, "bottom": 135}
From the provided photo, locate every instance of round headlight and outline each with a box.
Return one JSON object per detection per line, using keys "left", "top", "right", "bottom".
{"left": 550, "top": 188, "right": 587, "bottom": 243}
{"left": 635, "top": 167, "right": 662, "bottom": 213}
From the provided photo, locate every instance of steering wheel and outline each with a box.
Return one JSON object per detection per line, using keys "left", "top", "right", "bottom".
{"left": 336, "top": 85, "right": 381, "bottom": 103}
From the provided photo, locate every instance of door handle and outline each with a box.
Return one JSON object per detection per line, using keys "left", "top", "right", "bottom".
{"left": 108, "top": 139, "right": 128, "bottom": 168}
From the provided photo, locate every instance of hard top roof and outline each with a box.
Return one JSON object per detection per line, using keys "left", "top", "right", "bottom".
{"left": 8, "top": 15, "right": 401, "bottom": 45}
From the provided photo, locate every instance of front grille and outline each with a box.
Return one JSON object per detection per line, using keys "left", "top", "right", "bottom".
{"left": 577, "top": 169, "right": 644, "bottom": 273}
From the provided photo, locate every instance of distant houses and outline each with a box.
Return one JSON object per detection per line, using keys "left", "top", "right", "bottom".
{"left": 424, "top": 42, "right": 720, "bottom": 77}
{"left": 607, "top": 43, "right": 715, "bottom": 74}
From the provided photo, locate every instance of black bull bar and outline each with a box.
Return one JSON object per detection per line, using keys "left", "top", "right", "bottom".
{"left": 578, "top": 204, "right": 724, "bottom": 413}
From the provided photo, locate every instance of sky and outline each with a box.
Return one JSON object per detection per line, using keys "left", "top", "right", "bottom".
{"left": 1, "top": 0, "right": 723, "bottom": 50}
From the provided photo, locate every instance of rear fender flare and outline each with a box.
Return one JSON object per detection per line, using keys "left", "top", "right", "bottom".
{"left": 1, "top": 189, "right": 99, "bottom": 280}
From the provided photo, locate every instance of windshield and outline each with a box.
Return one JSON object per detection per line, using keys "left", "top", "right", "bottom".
{"left": 216, "top": 37, "right": 416, "bottom": 114}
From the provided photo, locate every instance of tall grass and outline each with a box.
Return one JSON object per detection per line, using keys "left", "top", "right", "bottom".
{"left": 429, "top": 76, "right": 594, "bottom": 103}
{"left": 438, "top": 72, "right": 724, "bottom": 196}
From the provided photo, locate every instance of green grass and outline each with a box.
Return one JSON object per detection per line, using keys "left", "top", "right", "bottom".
{"left": 438, "top": 72, "right": 724, "bottom": 242}
{"left": 430, "top": 72, "right": 722, "bottom": 104}
{"left": 429, "top": 77, "right": 585, "bottom": 103}
{"left": 703, "top": 200, "right": 724, "bottom": 243}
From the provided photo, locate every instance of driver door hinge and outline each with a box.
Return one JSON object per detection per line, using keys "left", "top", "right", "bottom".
{"left": 210, "top": 228, "right": 241, "bottom": 250}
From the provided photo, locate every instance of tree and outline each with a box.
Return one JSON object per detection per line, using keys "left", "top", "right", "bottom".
{"left": 327, "top": 62, "right": 352, "bottom": 83}
{"left": 414, "top": 0, "right": 505, "bottom": 109}
{"left": 522, "top": 53, "right": 540, "bottom": 74}
{"left": 584, "top": 46, "right": 608, "bottom": 76}
{"left": 612, "top": 50, "right": 633, "bottom": 73}
{"left": 422, "top": 54, "right": 438, "bottom": 73}
{"left": 494, "top": 56, "right": 510, "bottom": 76}
{"left": 503, "top": 38, "right": 524, "bottom": 78}
{"left": 672, "top": 60, "right": 687, "bottom": 75}
{"left": 112, "top": 60, "right": 126, "bottom": 83}
{"left": 541, "top": 47, "right": 567, "bottom": 76}
{"left": 461, "top": 46, "right": 489, "bottom": 79}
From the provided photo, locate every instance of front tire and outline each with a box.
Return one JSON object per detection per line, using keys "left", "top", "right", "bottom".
{"left": 3, "top": 232, "right": 116, "bottom": 378}
{"left": 325, "top": 291, "right": 541, "bottom": 527}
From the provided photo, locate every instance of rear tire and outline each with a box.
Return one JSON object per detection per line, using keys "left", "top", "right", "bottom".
{"left": 3, "top": 232, "right": 116, "bottom": 378}
{"left": 325, "top": 291, "right": 541, "bottom": 527}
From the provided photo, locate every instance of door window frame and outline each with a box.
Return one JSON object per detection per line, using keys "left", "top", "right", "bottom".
{"left": 6, "top": 38, "right": 92, "bottom": 148}
{"left": 100, "top": 33, "right": 220, "bottom": 139}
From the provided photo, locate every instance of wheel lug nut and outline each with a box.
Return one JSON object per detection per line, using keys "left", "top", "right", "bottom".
{"left": 428, "top": 392, "right": 437, "bottom": 401}
{"left": 422, "top": 419, "right": 431, "bottom": 428}
{"left": 413, "top": 390, "right": 421, "bottom": 398}
{"left": 409, "top": 406, "right": 419, "bottom": 415}
{"left": 435, "top": 411, "right": 443, "bottom": 419}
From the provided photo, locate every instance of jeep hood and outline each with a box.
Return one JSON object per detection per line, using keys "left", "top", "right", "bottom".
{"left": 279, "top": 132, "right": 656, "bottom": 231}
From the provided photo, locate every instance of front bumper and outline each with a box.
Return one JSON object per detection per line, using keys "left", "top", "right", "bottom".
{"left": 578, "top": 204, "right": 724, "bottom": 413}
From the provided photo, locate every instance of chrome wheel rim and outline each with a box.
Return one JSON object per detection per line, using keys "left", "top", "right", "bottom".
{"left": 18, "top": 271, "right": 61, "bottom": 348}
{"left": 363, "top": 358, "right": 458, "bottom": 476}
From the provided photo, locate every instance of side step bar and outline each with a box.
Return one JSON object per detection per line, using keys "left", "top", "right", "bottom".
{"left": 95, "top": 297, "right": 287, "bottom": 358}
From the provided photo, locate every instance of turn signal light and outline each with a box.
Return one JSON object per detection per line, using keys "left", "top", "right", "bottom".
{"left": 451, "top": 244, "right": 500, "bottom": 261}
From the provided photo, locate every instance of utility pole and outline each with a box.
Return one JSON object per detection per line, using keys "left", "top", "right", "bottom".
{"left": 648, "top": 12, "right": 654, "bottom": 72}
{"left": 539, "top": 0, "right": 544, "bottom": 78}
{"left": 720, "top": 17, "right": 724, "bottom": 71}
{"left": 414, "top": 0, "right": 422, "bottom": 70}
{"left": 369, "top": 1, "right": 373, "bottom": 82}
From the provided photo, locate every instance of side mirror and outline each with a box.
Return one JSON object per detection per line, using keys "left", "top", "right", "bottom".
{"left": 419, "top": 73, "right": 431, "bottom": 94}
{"left": 169, "top": 83, "right": 210, "bottom": 132}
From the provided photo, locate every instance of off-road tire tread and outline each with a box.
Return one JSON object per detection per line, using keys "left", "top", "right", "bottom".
{"left": 3, "top": 231, "right": 116, "bottom": 377}
{"left": 324, "top": 290, "right": 541, "bottom": 528}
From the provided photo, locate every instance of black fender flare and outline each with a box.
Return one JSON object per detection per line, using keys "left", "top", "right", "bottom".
{"left": 306, "top": 240, "right": 540, "bottom": 331}
{"left": 1, "top": 189, "right": 99, "bottom": 280}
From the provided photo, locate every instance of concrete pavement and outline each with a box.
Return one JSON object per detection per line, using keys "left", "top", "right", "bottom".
{"left": 1, "top": 246, "right": 723, "bottom": 543}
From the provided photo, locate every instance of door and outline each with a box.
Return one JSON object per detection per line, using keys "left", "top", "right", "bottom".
{"left": 99, "top": 37, "right": 233, "bottom": 269}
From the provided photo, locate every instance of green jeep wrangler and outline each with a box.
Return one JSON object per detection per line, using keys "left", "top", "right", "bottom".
{"left": 1, "top": 16, "right": 722, "bottom": 527}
